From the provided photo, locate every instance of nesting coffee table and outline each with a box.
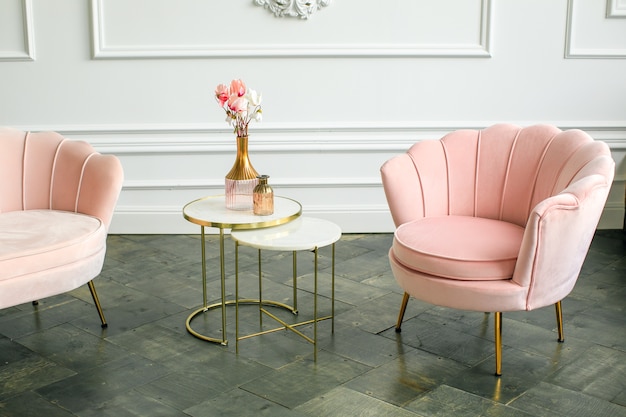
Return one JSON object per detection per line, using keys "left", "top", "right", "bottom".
{"left": 231, "top": 216, "right": 341, "bottom": 361}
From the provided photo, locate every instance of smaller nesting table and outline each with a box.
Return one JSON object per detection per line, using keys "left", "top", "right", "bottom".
{"left": 230, "top": 217, "right": 342, "bottom": 361}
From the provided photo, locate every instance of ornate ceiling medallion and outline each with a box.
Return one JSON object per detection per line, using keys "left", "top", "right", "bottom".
{"left": 254, "top": 0, "right": 331, "bottom": 19}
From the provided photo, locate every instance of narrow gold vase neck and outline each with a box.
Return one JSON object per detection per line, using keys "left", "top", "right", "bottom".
{"left": 225, "top": 136, "right": 259, "bottom": 180}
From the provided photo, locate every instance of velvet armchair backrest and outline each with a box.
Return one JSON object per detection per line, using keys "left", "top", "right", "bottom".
{"left": 0, "top": 128, "right": 123, "bottom": 230}
{"left": 381, "top": 124, "right": 613, "bottom": 228}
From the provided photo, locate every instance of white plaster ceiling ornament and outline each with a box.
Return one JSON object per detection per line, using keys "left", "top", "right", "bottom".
{"left": 254, "top": 0, "right": 331, "bottom": 19}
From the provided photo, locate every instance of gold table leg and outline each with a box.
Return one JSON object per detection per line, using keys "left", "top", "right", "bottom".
{"left": 293, "top": 250, "right": 298, "bottom": 312}
{"left": 185, "top": 226, "right": 228, "bottom": 345}
{"left": 235, "top": 243, "right": 336, "bottom": 362}
{"left": 314, "top": 246, "right": 318, "bottom": 361}
{"left": 331, "top": 242, "right": 335, "bottom": 334}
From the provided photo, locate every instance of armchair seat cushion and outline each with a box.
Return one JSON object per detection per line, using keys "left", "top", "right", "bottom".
{"left": 393, "top": 216, "right": 525, "bottom": 281}
{"left": 0, "top": 210, "right": 106, "bottom": 308}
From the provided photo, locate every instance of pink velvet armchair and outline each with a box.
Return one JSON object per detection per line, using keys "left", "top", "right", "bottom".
{"left": 0, "top": 128, "right": 123, "bottom": 327}
{"left": 381, "top": 124, "right": 614, "bottom": 375}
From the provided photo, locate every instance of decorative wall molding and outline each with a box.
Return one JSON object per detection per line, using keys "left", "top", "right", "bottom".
{"left": 566, "top": 0, "right": 626, "bottom": 58}
{"left": 90, "top": 0, "right": 491, "bottom": 59}
{"left": 254, "top": 0, "right": 330, "bottom": 19}
{"left": 0, "top": 0, "right": 35, "bottom": 61}
{"left": 607, "top": 0, "right": 626, "bottom": 18}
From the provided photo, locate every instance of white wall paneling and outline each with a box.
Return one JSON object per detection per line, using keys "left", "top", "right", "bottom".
{"left": 0, "top": 0, "right": 35, "bottom": 61}
{"left": 91, "top": 0, "right": 491, "bottom": 58}
{"left": 566, "top": 0, "right": 626, "bottom": 57}
{"left": 607, "top": 0, "right": 626, "bottom": 18}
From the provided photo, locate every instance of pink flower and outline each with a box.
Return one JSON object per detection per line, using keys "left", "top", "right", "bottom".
{"left": 228, "top": 95, "right": 249, "bottom": 114}
{"left": 215, "top": 84, "right": 229, "bottom": 106}
{"left": 214, "top": 79, "right": 261, "bottom": 137}
{"left": 229, "top": 79, "right": 246, "bottom": 97}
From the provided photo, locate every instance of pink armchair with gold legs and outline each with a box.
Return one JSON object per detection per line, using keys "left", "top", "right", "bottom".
{"left": 0, "top": 128, "right": 123, "bottom": 327}
{"left": 381, "top": 124, "right": 614, "bottom": 376}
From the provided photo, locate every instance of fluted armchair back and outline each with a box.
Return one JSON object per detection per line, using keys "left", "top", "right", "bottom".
{"left": 0, "top": 128, "right": 122, "bottom": 230}
{"left": 383, "top": 124, "right": 612, "bottom": 228}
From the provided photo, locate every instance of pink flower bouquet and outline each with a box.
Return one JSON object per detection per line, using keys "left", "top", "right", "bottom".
{"left": 215, "top": 79, "right": 262, "bottom": 138}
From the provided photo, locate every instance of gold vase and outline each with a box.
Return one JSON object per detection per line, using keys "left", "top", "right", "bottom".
{"left": 225, "top": 136, "right": 259, "bottom": 210}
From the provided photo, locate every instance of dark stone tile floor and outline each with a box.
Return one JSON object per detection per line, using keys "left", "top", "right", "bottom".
{"left": 0, "top": 230, "right": 624, "bottom": 416}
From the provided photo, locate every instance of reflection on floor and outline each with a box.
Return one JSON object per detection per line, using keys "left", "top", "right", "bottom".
{"left": 0, "top": 230, "right": 624, "bottom": 416}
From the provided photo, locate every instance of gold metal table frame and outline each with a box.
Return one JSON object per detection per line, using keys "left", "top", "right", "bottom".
{"left": 182, "top": 195, "right": 302, "bottom": 345}
{"left": 231, "top": 217, "right": 341, "bottom": 361}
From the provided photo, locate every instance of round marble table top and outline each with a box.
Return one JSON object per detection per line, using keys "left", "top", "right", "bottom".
{"left": 183, "top": 195, "right": 302, "bottom": 230}
{"left": 230, "top": 217, "right": 342, "bottom": 251}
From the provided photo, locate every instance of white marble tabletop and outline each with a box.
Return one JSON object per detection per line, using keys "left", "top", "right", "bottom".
{"left": 230, "top": 217, "right": 342, "bottom": 251}
{"left": 183, "top": 195, "right": 302, "bottom": 230}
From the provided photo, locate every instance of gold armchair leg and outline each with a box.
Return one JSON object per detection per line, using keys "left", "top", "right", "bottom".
{"left": 395, "top": 292, "right": 410, "bottom": 333}
{"left": 555, "top": 301, "right": 564, "bottom": 342}
{"left": 87, "top": 280, "right": 108, "bottom": 328}
{"left": 494, "top": 311, "right": 502, "bottom": 376}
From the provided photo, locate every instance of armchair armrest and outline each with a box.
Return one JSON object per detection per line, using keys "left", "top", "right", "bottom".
{"left": 513, "top": 170, "right": 614, "bottom": 310}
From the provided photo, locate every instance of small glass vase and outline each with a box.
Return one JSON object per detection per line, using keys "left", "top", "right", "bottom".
{"left": 253, "top": 175, "right": 274, "bottom": 215}
{"left": 225, "top": 136, "right": 259, "bottom": 210}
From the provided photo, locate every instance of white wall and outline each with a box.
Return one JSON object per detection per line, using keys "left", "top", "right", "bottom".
{"left": 1, "top": 0, "right": 625, "bottom": 234}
